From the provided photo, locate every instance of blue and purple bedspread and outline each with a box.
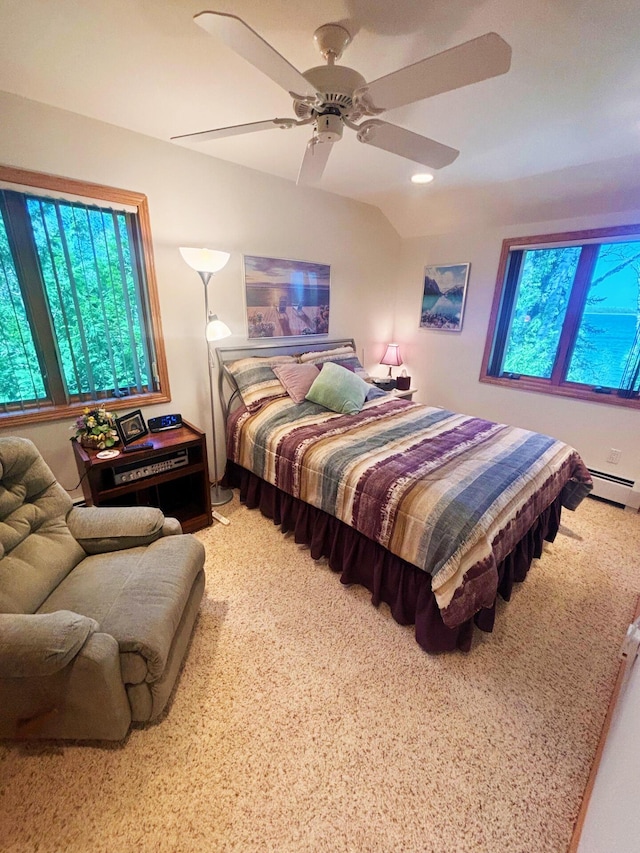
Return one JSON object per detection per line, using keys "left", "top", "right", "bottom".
{"left": 227, "top": 395, "right": 592, "bottom": 628}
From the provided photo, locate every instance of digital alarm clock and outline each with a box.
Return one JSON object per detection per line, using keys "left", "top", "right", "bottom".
{"left": 148, "top": 413, "right": 183, "bottom": 432}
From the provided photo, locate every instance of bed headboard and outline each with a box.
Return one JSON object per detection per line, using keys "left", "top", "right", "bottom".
{"left": 215, "top": 337, "right": 357, "bottom": 421}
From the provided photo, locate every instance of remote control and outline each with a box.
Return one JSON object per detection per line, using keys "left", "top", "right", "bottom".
{"left": 122, "top": 441, "right": 154, "bottom": 453}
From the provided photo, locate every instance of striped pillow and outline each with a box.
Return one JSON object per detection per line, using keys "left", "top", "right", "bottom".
{"left": 226, "top": 355, "right": 296, "bottom": 411}
{"left": 299, "top": 345, "right": 355, "bottom": 363}
{"left": 299, "top": 346, "right": 363, "bottom": 373}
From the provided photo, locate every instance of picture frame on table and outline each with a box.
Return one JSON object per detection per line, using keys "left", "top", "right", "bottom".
{"left": 115, "top": 409, "right": 149, "bottom": 446}
{"left": 419, "top": 263, "right": 470, "bottom": 332}
{"left": 243, "top": 254, "right": 331, "bottom": 339}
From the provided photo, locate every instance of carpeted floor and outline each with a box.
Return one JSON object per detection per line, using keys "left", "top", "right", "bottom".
{"left": 1, "top": 494, "right": 639, "bottom": 853}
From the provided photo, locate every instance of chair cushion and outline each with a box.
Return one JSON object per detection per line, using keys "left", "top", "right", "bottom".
{"left": 38, "top": 534, "right": 205, "bottom": 682}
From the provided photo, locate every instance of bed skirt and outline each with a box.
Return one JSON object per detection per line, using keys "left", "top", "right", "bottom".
{"left": 225, "top": 461, "right": 563, "bottom": 653}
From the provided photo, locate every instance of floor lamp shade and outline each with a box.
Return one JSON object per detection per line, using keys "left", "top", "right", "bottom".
{"left": 206, "top": 315, "right": 232, "bottom": 341}
{"left": 179, "top": 247, "right": 230, "bottom": 274}
{"left": 179, "top": 246, "right": 233, "bottom": 511}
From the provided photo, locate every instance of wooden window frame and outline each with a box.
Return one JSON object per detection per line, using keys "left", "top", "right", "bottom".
{"left": 480, "top": 224, "right": 640, "bottom": 410}
{"left": 0, "top": 165, "right": 171, "bottom": 427}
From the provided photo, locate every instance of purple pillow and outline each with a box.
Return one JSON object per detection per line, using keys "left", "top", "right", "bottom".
{"left": 273, "top": 363, "right": 320, "bottom": 404}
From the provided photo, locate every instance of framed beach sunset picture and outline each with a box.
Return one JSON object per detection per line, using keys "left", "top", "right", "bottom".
{"left": 243, "top": 255, "right": 331, "bottom": 338}
{"left": 419, "top": 263, "right": 470, "bottom": 332}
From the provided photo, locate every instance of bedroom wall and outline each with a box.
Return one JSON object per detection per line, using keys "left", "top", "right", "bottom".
{"left": 0, "top": 91, "right": 400, "bottom": 496}
{"left": 394, "top": 208, "right": 640, "bottom": 491}
{"left": 2, "top": 90, "right": 638, "bottom": 498}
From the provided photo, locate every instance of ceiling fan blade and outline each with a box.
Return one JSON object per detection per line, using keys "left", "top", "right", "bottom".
{"left": 356, "top": 120, "right": 459, "bottom": 169}
{"left": 171, "top": 118, "right": 297, "bottom": 143}
{"left": 357, "top": 32, "right": 511, "bottom": 112}
{"left": 194, "top": 12, "right": 317, "bottom": 99}
{"left": 297, "top": 138, "right": 334, "bottom": 185}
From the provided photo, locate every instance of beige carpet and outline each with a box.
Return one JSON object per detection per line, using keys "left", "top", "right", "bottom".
{"left": 1, "top": 495, "right": 639, "bottom": 853}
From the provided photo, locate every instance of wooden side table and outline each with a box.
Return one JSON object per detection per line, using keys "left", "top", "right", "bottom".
{"left": 71, "top": 420, "right": 212, "bottom": 533}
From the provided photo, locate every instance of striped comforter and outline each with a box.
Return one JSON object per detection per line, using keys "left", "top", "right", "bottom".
{"left": 227, "top": 395, "right": 592, "bottom": 627}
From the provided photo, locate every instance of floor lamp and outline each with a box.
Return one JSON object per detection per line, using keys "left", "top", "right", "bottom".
{"left": 179, "top": 247, "right": 233, "bottom": 522}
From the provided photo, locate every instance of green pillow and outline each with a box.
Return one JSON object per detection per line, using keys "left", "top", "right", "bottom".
{"left": 305, "top": 361, "right": 370, "bottom": 415}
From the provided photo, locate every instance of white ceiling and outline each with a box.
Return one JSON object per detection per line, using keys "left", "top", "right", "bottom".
{"left": 2, "top": 0, "right": 640, "bottom": 237}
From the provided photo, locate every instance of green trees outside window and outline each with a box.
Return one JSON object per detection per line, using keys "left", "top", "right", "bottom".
{"left": 482, "top": 225, "right": 640, "bottom": 407}
{"left": 0, "top": 166, "right": 170, "bottom": 425}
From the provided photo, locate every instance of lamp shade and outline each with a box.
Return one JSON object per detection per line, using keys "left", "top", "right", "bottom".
{"left": 179, "top": 246, "right": 230, "bottom": 274}
{"left": 206, "top": 314, "right": 232, "bottom": 341}
{"left": 381, "top": 343, "right": 403, "bottom": 367}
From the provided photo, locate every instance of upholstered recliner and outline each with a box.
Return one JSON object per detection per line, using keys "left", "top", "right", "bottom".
{"left": 0, "top": 436, "right": 206, "bottom": 740}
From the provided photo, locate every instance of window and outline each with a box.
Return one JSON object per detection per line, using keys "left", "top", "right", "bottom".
{"left": 0, "top": 166, "right": 170, "bottom": 425}
{"left": 481, "top": 224, "right": 640, "bottom": 408}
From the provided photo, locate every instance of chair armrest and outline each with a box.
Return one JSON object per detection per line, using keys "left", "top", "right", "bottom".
{"left": 0, "top": 629, "right": 132, "bottom": 740}
{"left": 0, "top": 611, "right": 99, "bottom": 678}
{"left": 162, "top": 517, "right": 183, "bottom": 537}
{"left": 66, "top": 506, "right": 181, "bottom": 553}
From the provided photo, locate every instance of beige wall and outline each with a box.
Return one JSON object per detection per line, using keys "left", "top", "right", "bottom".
{"left": 0, "top": 92, "right": 400, "bottom": 494}
{"left": 1, "top": 91, "right": 638, "bottom": 499}
{"left": 395, "top": 210, "right": 640, "bottom": 488}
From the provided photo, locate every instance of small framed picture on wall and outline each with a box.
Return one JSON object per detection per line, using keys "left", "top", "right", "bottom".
{"left": 419, "top": 263, "right": 470, "bottom": 332}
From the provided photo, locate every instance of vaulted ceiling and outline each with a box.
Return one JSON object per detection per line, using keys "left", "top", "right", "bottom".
{"left": 2, "top": 0, "right": 640, "bottom": 237}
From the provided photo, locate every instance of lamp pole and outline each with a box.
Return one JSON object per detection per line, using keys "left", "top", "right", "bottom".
{"left": 179, "top": 247, "right": 233, "bottom": 520}
{"left": 198, "top": 270, "right": 233, "bottom": 508}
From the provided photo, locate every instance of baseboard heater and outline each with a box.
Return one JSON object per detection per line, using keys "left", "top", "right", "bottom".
{"left": 587, "top": 468, "right": 639, "bottom": 509}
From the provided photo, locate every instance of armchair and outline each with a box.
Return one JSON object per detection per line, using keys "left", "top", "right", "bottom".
{"left": 0, "top": 436, "right": 206, "bottom": 740}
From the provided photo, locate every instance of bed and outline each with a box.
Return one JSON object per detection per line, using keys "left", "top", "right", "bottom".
{"left": 217, "top": 339, "right": 593, "bottom": 652}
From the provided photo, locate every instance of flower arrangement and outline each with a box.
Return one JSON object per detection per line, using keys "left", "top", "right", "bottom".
{"left": 73, "top": 406, "right": 119, "bottom": 450}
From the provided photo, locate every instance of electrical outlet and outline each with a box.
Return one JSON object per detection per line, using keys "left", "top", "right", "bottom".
{"left": 607, "top": 448, "right": 622, "bottom": 464}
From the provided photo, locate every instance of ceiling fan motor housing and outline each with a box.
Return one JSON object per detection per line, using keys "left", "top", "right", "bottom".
{"left": 295, "top": 65, "right": 368, "bottom": 123}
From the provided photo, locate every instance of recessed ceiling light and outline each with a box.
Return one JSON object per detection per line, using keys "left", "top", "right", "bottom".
{"left": 411, "top": 173, "right": 434, "bottom": 184}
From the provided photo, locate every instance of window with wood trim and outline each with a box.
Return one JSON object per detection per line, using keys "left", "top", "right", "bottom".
{"left": 0, "top": 166, "right": 170, "bottom": 426}
{"left": 480, "top": 225, "right": 640, "bottom": 408}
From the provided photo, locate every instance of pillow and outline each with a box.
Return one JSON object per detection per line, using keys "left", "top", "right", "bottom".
{"left": 305, "top": 361, "right": 370, "bottom": 415}
{"left": 226, "top": 355, "right": 295, "bottom": 411}
{"left": 365, "top": 385, "right": 388, "bottom": 401}
{"left": 299, "top": 347, "right": 364, "bottom": 375}
{"left": 273, "top": 363, "right": 320, "bottom": 404}
{"left": 299, "top": 345, "right": 356, "bottom": 363}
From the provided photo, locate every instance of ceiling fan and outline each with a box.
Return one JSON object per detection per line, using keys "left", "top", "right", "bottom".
{"left": 172, "top": 12, "right": 512, "bottom": 185}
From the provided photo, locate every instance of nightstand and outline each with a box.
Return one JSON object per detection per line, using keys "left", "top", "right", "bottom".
{"left": 71, "top": 420, "right": 213, "bottom": 532}
{"left": 391, "top": 388, "right": 417, "bottom": 401}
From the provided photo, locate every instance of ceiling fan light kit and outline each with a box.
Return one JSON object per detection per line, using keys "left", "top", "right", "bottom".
{"left": 172, "top": 12, "right": 512, "bottom": 186}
